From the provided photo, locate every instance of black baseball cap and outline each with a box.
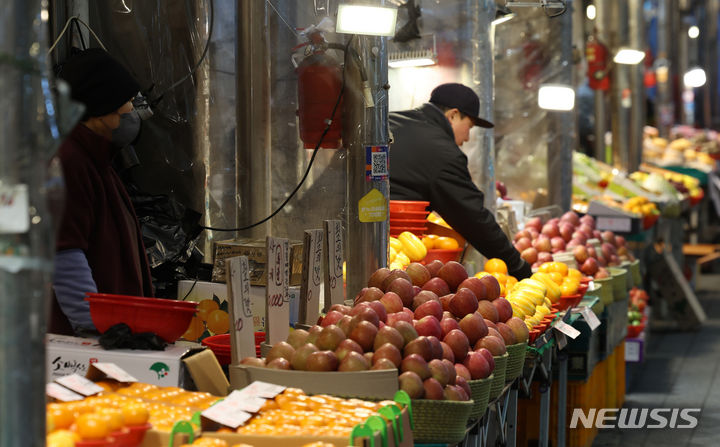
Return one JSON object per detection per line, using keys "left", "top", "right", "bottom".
{"left": 429, "top": 83, "right": 494, "bottom": 128}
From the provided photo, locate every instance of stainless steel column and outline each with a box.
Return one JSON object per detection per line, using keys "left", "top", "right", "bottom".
{"left": 656, "top": 0, "right": 674, "bottom": 138}
{"left": 706, "top": 1, "right": 720, "bottom": 126}
{"left": 237, "top": 0, "right": 271, "bottom": 239}
{"left": 594, "top": 0, "right": 610, "bottom": 162}
{"left": 344, "top": 33, "right": 390, "bottom": 300}
{"left": 628, "top": 0, "right": 645, "bottom": 171}
{"left": 609, "top": 0, "right": 630, "bottom": 170}
{"left": 0, "top": 0, "right": 61, "bottom": 445}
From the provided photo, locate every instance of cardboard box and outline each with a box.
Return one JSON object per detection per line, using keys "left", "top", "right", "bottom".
{"left": 178, "top": 280, "right": 301, "bottom": 335}
{"left": 201, "top": 406, "right": 413, "bottom": 447}
{"left": 229, "top": 365, "right": 399, "bottom": 400}
{"left": 212, "top": 238, "right": 304, "bottom": 286}
{"left": 182, "top": 349, "right": 231, "bottom": 396}
{"left": 46, "top": 334, "right": 199, "bottom": 387}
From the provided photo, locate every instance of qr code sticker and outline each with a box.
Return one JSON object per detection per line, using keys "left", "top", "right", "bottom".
{"left": 371, "top": 151, "right": 388, "bottom": 177}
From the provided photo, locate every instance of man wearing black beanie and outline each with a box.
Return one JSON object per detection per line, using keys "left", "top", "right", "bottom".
{"left": 50, "top": 48, "right": 154, "bottom": 335}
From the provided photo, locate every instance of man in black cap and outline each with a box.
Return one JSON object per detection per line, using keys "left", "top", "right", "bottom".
{"left": 50, "top": 48, "right": 154, "bottom": 335}
{"left": 389, "top": 83, "right": 531, "bottom": 280}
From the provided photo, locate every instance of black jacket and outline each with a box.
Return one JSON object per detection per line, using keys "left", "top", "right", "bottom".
{"left": 389, "top": 103, "right": 531, "bottom": 280}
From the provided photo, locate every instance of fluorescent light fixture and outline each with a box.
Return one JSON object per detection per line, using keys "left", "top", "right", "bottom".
{"left": 492, "top": 13, "right": 516, "bottom": 25}
{"left": 336, "top": 4, "right": 398, "bottom": 36}
{"left": 388, "top": 58, "right": 435, "bottom": 68}
{"left": 586, "top": 4, "right": 596, "bottom": 20}
{"left": 684, "top": 68, "right": 706, "bottom": 88}
{"left": 538, "top": 84, "right": 575, "bottom": 111}
{"left": 688, "top": 25, "right": 699, "bottom": 39}
{"left": 613, "top": 48, "right": 645, "bottom": 65}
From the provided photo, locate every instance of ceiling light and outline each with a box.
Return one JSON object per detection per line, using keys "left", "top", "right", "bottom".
{"left": 492, "top": 6, "right": 515, "bottom": 25}
{"left": 336, "top": 4, "right": 398, "bottom": 36}
{"left": 688, "top": 26, "right": 699, "bottom": 39}
{"left": 613, "top": 48, "right": 645, "bottom": 65}
{"left": 586, "top": 4, "right": 596, "bottom": 20}
{"left": 388, "top": 57, "right": 435, "bottom": 68}
{"left": 684, "top": 68, "right": 706, "bottom": 88}
{"left": 538, "top": 84, "right": 575, "bottom": 111}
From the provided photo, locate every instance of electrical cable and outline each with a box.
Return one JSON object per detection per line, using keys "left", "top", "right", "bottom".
{"left": 151, "top": 0, "right": 214, "bottom": 106}
{"left": 199, "top": 35, "right": 354, "bottom": 233}
{"left": 48, "top": 16, "right": 107, "bottom": 54}
{"left": 73, "top": 18, "right": 87, "bottom": 50}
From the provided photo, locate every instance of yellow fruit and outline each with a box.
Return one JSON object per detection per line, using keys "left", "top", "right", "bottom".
{"left": 395, "top": 251, "right": 411, "bottom": 267}
{"left": 182, "top": 315, "right": 205, "bottom": 341}
{"left": 548, "top": 272, "right": 564, "bottom": 285}
{"left": 484, "top": 258, "right": 508, "bottom": 275}
{"left": 474, "top": 272, "right": 491, "bottom": 279}
{"left": 206, "top": 309, "right": 230, "bottom": 334}
{"left": 398, "top": 231, "right": 427, "bottom": 261}
{"left": 389, "top": 237, "right": 403, "bottom": 252}
{"left": 388, "top": 246, "right": 397, "bottom": 262}
{"left": 197, "top": 299, "right": 219, "bottom": 322}
{"left": 435, "top": 237, "right": 460, "bottom": 250}
{"left": 547, "top": 262, "right": 568, "bottom": 276}
{"left": 567, "top": 268, "right": 582, "bottom": 280}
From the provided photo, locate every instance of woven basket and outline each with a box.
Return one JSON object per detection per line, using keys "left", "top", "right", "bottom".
{"left": 467, "top": 376, "right": 492, "bottom": 419}
{"left": 411, "top": 398, "right": 474, "bottom": 444}
{"left": 505, "top": 342, "right": 528, "bottom": 381}
{"left": 488, "top": 353, "right": 509, "bottom": 399}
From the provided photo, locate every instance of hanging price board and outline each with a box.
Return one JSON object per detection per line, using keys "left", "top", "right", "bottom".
{"left": 55, "top": 374, "right": 105, "bottom": 397}
{"left": 227, "top": 256, "right": 257, "bottom": 363}
{"left": 299, "top": 229, "right": 323, "bottom": 325}
{"left": 46, "top": 383, "right": 84, "bottom": 402}
{"left": 324, "top": 220, "right": 344, "bottom": 310}
{"left": 265, "top": 237, "right": 289, "bottom": 344}
{"left": 553, "top": 320, "right": 581, "bottom": 339}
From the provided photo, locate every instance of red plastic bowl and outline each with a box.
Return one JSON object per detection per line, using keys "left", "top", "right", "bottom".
{"left": 389, "top": 218, "right": 428, "bottom": 226}
{"left": 422, "top": 248, "right": 463, "bottom": 264}
{"left": 389, "top": 227, "right": 427, "bottom": 237}
{"left": 390, "top": 210, "right": 429, "bottom": 220}
{"left": 558, "top": 294, "right": 583, "bottom": 311}
{"left": 123, "top": 423, "right": 152, "bottom": 447}
{"left": 87, "top": 293, "right": 198, "bottom": 309}
{"left": 627, "top": 323, "right": 645, "bottom": 338}
{"left": 202, "top": 334, "right": 232, "bottom": 365}
{"left": 86, "top": 296, "right": 197, "bottom": 343}
{"left": 75, "top": 437, "right": 116, "bottom": 447}
{"left": 389, "top": 200, "right": 430, "bottom": 213}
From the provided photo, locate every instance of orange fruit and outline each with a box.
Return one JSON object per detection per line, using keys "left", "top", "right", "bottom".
{"left": 435, "top": 236, "right": 459, "bottom": 250}
{"left": 548, "top": 261, "right": 568, "bottom": 276}
{"left": 75, "top": 413, "right": 110, "bottom": 440}
{"left": 484, "top": 258, "right": 508, "bottom": 275}
{"left": 182, "top": 315, "right": 205, "bottom": 340}
{"left": 120, "top": 403, "right": 149, "bottom": 426}
{"left": 96, "top": 408, "right": 124, "bottom": 432}
{"left": 422, "top": 234, "right": 437, "bottom": 250}
{"left": 548, "top": 272, "right": 564, "bottom": 285}
{"left": 206, "top": 309, "right": 230, "bottom": 334}
{"left": 197, "top": 299, "right": 219, "bottom": 321}
{"left": 47, "top": 404, "right": 75, "bottom": 430}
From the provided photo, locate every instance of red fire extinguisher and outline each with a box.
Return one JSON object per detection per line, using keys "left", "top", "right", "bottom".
{"left": 586, "top": 33, "right": 610, "bottom": 91}
{"left": 521, "top": 38, "right": 544, "bottom": 90}
{"left": 296, "top": 31, "right": 343, "bottom": 149}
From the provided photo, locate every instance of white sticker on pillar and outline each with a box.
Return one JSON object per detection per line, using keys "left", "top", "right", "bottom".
{"left": 324, "top": 220, "right": 344, "bottom": 310}
{"left": 266, "top": 237, "right": 289, "bottom": 345}
{"left": 227, "top": 256, "right": 257, "bottom": 363}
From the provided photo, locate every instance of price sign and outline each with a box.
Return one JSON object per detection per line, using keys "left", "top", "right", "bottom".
{"left": 201, "top": 401, "right": 253, "bottom": 429}
{"left": 222, "top": 390, "right": 267, "bottom": 412}
{"left": 579, "top": 307, "right": 601, "bottom": 330}
{"left": 239, "top": 381, "right": 286, "bottom": 399}
{"left": 227, "top": 256, "right": 257, "bottom": 363}
{"left": 555, "top": 330, "right": 568, "bottom": 350}
{"left": 46, "top": 383, "right": 84, "bottom": 402}
{"left": 0, "top": 184, "right": 29, "bottom": 234}
{"left": 55, "top": 374, "right": 105, "bottom": 396}
{"left": 625, "top": 340, "right": 641, "bottom": 362}
{"left": 266, "top": 237, "right": 289, "bottom": 344}
{"left": 596, "top": 216, "right": 632, "bottom": 233}
{"left": 299, "top": 229, "right": 323, "bottom": 325}
{"left": 324, "top": 220, "right": 344, "bottom": 310}
{"left": 553, "top": 320, "right": 581, "bottom": 339}
{"left": 89, "top": 363, "right": 137, "bottom": 382}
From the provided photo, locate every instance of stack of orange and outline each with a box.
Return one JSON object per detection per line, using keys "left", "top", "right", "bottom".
{"left": 421, "top": 234, "right": 460, "bottom": 250}
{"left": 535, "top": 262, "right": 583, "bottom": 296}
{"left": 475, "top": 258, "right": 518, "bottom": 296}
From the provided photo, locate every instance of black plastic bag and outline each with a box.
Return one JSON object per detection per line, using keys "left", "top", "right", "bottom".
{"left": 98, "top": 323, "right": 167, "bottom": 350}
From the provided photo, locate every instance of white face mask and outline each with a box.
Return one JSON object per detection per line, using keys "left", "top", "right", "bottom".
{"left": 111, "top": 109, "right": 141, "bottom": 148}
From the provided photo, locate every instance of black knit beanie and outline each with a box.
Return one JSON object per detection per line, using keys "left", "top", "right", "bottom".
{"left": 58, "top": 48, "right": 140, "bottom": 118}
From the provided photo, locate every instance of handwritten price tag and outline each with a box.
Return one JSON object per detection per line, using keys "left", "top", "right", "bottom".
{"left": 201, "top": 402, "right": 252, "bottom": 429}
{"left": 55, "top": 374, "right": 105, "bottom": 396}
{"left": 596, "top": 216, "right": 632, "bottom": 233}
{"left": 553, "top": 320, "right": 581, "bottom": 340}
{"left": 239, "top": 381, "right": 286, "bottom": 399}
{"left": 227, "top": 256, "right": 257, "bottom": 363}
{"left": 266, "top": 237, "right": 289, "bottom": 344}
{"left": 300, "top": 229, "right": 323, "bottom": 325}
{"left": 46, "top": 383, "right": 84, "bottom": 402}
{"left": 579, "top": 307, "right": 601, "bottom": 330}
{"left": 324, "top": 220, "right": 344, "bottom": 310}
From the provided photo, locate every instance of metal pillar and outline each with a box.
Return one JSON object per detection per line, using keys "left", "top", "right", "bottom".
{"left": 557, "top": 352, "right": 568, "bottom": 447}
{"left": 706, "top": 1, "right": 720, "bottom": 127}
{"left": 628, "top": 0, "right": 645, "bottom": 172}
{"left": 594, "top": 0, "right": 610, "bottom": 162}
{"left": 656, "top": 0, "right": 674, "bottom": 138}
{"left": 237, "top": 0, "right": 271, "bottom": 239}
{"left": 344, "top": 32, "right": 390, "bottom": 300}
{"left": 0, "top": 0, "right": 61, "bottom": 445}
{"left": 609, "top": 0, "right": 631, "bottom": 170}
{"left": 538, "top": 348, "right": 552, "bottom": 447}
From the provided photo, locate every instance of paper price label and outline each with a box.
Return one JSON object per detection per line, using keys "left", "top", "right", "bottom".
{"left": 91, "top": 363, "right": 138, "bottom": 382}
{"left": 555, "top": 330, "right": 568, "bottom": 350}
{"left": 266, "top": 237, "right": 290, "bottom": 345}
{"left": 625, "top": 340, "right": 641, "bottom": 362}
{"left": 596, "top": 216, "right": 632, "bottom": 233}
{"left": 46, "top": 383, "right": 84, "bottom": 402}
{"left": 299, "top": 229, "right": 323, "bottom": 325}
{"left": 579, "top": 307, "right": 601, "bottom": 330}
{"left": 553, "top": 320, "right": 581, "bottom": 339}
{"left": 239, "top": 381, "right": 286, "bottom": 399}
{"left": 324, "top": 220, "right": 344, "bottom": 309}
{"left": 223, "top": 390, "right": 267, "bottom": 413}
{"left": 227, "top": 256, "right": 257, "bottom": 362}
{"left": 55, "top": 373, "right": 105, "bottom": 396}
{"left": 201, "top": 402, "right": 252, "bottom": 429}
{"left": 0, "top": 184, "right": 29, "bottom": 234}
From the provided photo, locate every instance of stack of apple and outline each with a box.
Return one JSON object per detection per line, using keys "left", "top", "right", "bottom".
{"left": 241, "top": 260, "right": 529, "bottom": 402}
{"left": 513, "top": 211, "right": 635, "bottom": 279}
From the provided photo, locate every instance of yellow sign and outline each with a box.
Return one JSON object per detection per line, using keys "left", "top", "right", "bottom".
{"left": 358, "top": 188, "right": 387, "bottom": 222}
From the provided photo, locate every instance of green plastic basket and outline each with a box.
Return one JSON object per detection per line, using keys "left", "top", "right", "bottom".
{"left": 506, "top": 342, "right": 528, "bottom": 381}
{"left": 488, "top": 353, "right": 509, "bottom": 399}
{"left": 467, "top": 376, "right": 492, "bottom": 419}
{"left": 410, "top": 398, "right": 474, "bottom": 444}
{"left": 593, "top": 278, "right": 614, "bottom": 305}
{"left": 629, "top": 259, "right": 641, "bottom": 287}
{"left": 608, "top": 267, "right": 628, "bottom": 301}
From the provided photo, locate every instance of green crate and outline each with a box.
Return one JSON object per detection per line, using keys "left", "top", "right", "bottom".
{"left": 411, "top": 398, "right": 474, "bottom": 444}
{"left": 467, "top": 376, "right": 492, "bottom": 419}
{"left": 506, "top": 342, "right": 528, "bottom": 380}
{"left": 608, "top": 267, "right": 628, "bottom": 301}
{"left": 488, "top": 353, "right": 509, "bottom": 399}
{"left": 593, "top": 279, "right": 614, "bottom": 305}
